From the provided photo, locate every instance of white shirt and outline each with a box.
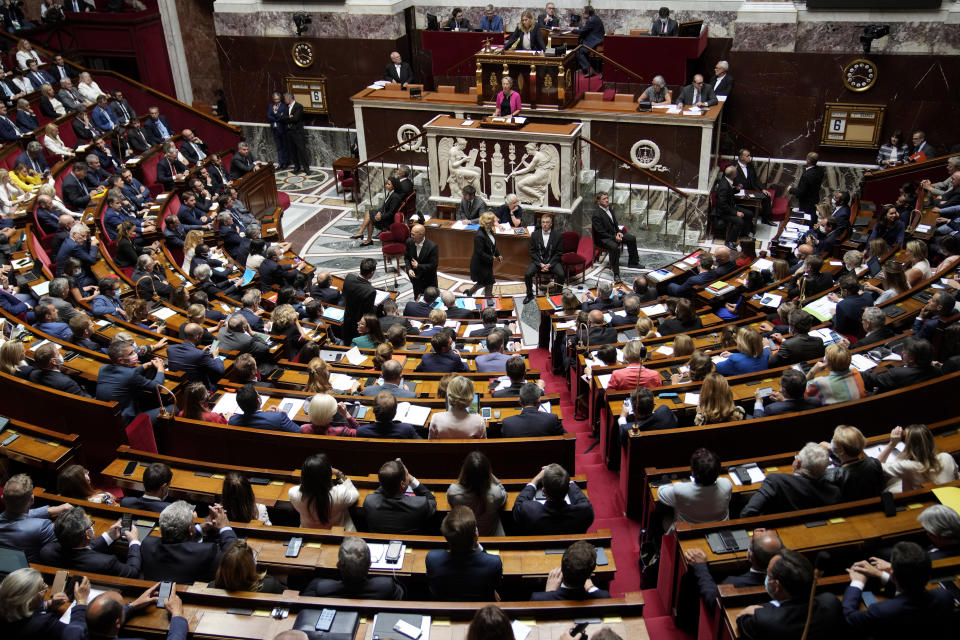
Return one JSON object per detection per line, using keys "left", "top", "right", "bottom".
{"left": 714, "top": 74, "right": 725, "bottom": 91}
{"left": 737, "top": 161, "right": 749, "bottom": 179}
{"left": 394, "top": 64, "right": 402, "bottom": 77}
{"left": 414, "top": 241, "right": 424, "bottom": 257}
{"left": 541, "top": 230, "right": 551, "bottom": 247}
{"left": 77, "top": 80, "right": 104, "bottom": 103}
{"left": 600, "top": 206, "right": 614, "bottom": 223}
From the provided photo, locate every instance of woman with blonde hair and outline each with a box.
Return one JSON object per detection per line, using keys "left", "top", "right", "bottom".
{"left": 694, "top": 373, "right": 744, "bottom": 425}
{"left": 716, "top": 328, "right": 770, "bottom": 375}
{"left": 305, "top": 357, "right": 333, "bottom": 393}
{"left": 672, "top": 333, "right": 695, "bottom": 358}
{"left": 0, "top": 567, "right": 90, "bottom": 636}
{"left": 635, "top": 316, "right": 658, "bottom": 340}
{"left": 40, "top": 83, "right": 66, "bottom": 118}
{"left": 428, "top": 374, "right": 486, "bottom": 438}
{"left": 561, "top": 289, "right": 581, "bottom": 315}
{"left": 772, "top": 258, "right": 790, "bottom": 281}
{"left": 213, "top": 539, "right": 285, "bottom": 593}
{"left": 421, "top": 308, "right": 447, "bottom": 336}
{"left": 371, "top": 342, "right": 394, "bottom": 370}
{"left": 0, "top": 169, "right": 27, "bottom": 215}
{"left": 15, "top": 39, "right": 42, "bottom": 69}
{"left": 866, "top": 237, "right": 889, "bottom": 262}
{"left": 0, "top": 340, "right": 31, "bottom": 378}
{"left": 904, "top": 239, "right": 932, "bottom": 287}
{"left": 181, "top": 229, "right": 206, "bottom": 273}
{"left": 466, "top": 211, "right": 501, "bottom": 297}
{"left": 271, "top": 303, "right": 312, "bottom": 358}
{"left": 879, "top": 424, "right": 958, "bottom": 492}
{"left": 10, "top": 162, "right": 43, "bottom": 192}
{"left": 307, "top": 393, "right": 359, "bottom": 436}
{"left": 505, "top": 10, "right": 545, "bottom": 51}
{"left": 76, "top": 71, "right": 104, "bottom": 103}
{"left": 43, "top": 122, "right": 73, "bottom": 159}
{"left": 864, "top": 261, "right": 909, "bottom": 304}
{"left": 821, "top": 425, "right": 884, "bottom": 501}
{"left": 804, "top": 343, "right": 864, "bottom": 405}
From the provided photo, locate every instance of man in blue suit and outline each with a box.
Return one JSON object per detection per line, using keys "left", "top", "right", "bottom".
{"left": 83, "top": 154, "right": 111, "bottom": 188}
{"left": 143, "top": 105, "right": 173, "bottom": 145}
{"left": 831, "top": 274, "right": 875, "bottom": 337}
{"left": 23, "top": 59, "right": 54, "bottom": 89}
{"left": 843, "top": 541, "right": 954, "bottom": 638}
{"left": 62, "top": 163, "right": 92, "bottom": 211}
{"left": 35, "top": 194, "right": 62, "bottom": 233}
{"left": 56, "top": 223, "right": 100, "bottom": 284}
{"left": 531, "top": 540, "right": 611, "bottom": 600}
{"left": 166, "top": 324, "right": 225, "bottom": 390}
{"left": 91, "top": 94, "right": 119, "bottom": 132}
{"left": 140, "top": 501, "right": 237, "bottom": 583}
{"left": 92, "top": 137, "right": 124, "bottom": 173}
{"left": 571, "top": 5, "right": 604, "bottom": 76}
{"left": 218, "top": 213, "right": 249, "bottom": 264}
{"left": 103, "top": 194, "right": 141, "bottom": 240}
{"left": 38, "top": 506, "right": 142, "bottom": 578}
{"left": 362, "top": 359, "right": 416, "bottom": 398}
{"left": 0, "top": 101, "right": 28, "bottom": 140}
{"left": 0, "top": 473, "right": 70, "bottom": 561}
{"left": 426, "top": 506, "right": 503, "bottom": 601}
{"left": 162, "top": 214, "right": 195, "bottom": 250}
{"left": 176, "top": 192, "right": 210, "bottom": 227}
{"left": 752, "top": 369, "right": 820, "bottom": 418}
{"left": 14, "top": 98, "right": 38, "bottom": 132}
{"left": 16, "top": 141, "right": 48, "bottom": 174}
{"left": 355, "top": 390, "right": 421, "bottom": 439}
{"left": 28, "top": 342, "right": 90, "bottom": 397}
{"left": 239, "top": 290, "right": 266, "bottom": 332}
{"left": 121, "top": 168, "right": 153, "bottom": 208}
{"left": 228, "top": 383, "right": 301, "bottom": 432}
{"left": 120, "top": 462, "right": 173, "bottom": 513}
{"left": 414, "top": 329, "right": 467, "bottom": 373}
{"left": 475, "top": 329, "right": 512, "bottom": 372}
{"left": 33, "top": 303, "right": 73, "bottom": 340}
{"left": 96, "top": 340, "right": 168, "bottom": 424}
{"left": 502, "top": 383, "right": 565, "bottom": 437}
{"left": 667, "top": 253, "right": 717, "bottom": 296}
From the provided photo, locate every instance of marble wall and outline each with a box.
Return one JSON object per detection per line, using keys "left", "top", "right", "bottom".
{"left": 213, "top": 9, "right": 406, "bottom": 39}
{"left": 237, "top": 123, "right": 356, "bottom": 168}
{"left": 176, "top": 0, "right": 223, "bottom": 106}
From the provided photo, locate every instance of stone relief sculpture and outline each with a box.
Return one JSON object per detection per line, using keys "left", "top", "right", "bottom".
{"left": 438, "top": 137, "right": 483, "bottom": 198}
{"left": 508, "top": 142, "right": 560, "bottom": 206}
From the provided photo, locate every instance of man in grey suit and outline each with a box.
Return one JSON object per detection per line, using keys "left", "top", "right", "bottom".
{"left": 0, "top": 474, "right": 71, "bottom": 561}
{"left": 455, "top": 185, "right": 485, "bottom": 221}
{"left": 218, "top": 314, "right": 275, "bottom": 375}
{"left": 676, "top": 74, "right": 718, "bottom": 108}
{"left": 363, "top": 359, "right": 416, "bottom": 398}
{"left": 57, "top": 77, "right": 91, "bottom": 112}
{"left": 475, "top": 329, "right": 512, "bottom": 373}
{"left": 38, "top": 277, "right": 81, "bottom": 323}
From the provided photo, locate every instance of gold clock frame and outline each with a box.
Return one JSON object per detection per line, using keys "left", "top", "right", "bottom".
{"left": 841, "top": 58, "right": 878, "bottom": 93}
{"left": 292, "top": 41, "right": 315, "bottom": 68}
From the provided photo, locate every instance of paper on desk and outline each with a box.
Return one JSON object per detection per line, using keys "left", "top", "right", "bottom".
{"left": 212, "top": 392, "right": 265, "bottom": 415}
{"left": 683, "top": 392, "right": 700, "bottom": 406}
{"left": 444, "top": 320, "right": 460, "bottom": 328}
{"left": 344, "top": 346, "right": 365, "bottom": 366}
{"left": 802, "top": 297, "right": 837, "bottom": 322}
{"left": 656, "top": 345, "right": 674, "bottom": 356}
{"left": 665, "top": 106, "right": 681, "bottom": 114}
{"left": 597, "top": 374, "right": 612, "bottom": 389}
{"left": 513, "top": 116, "right": 527, "bottom": 124}
{"left": 277, "top": 398, "right": 302, "bottom": 420}
{"left": 540, "top": 401, "right": 551, "bottom": 413}
{"left": 395, "top": 402, "right": 431, "bottom": 427}
{"left": 374, "top": 290, "right": 391, "bottom": 305}
{"left": 651, "top": 104, "right": 672, "bottom": 109}
{"left": 555, "top": 320, "right": 576, "bottom": 329}
{"left": 451, "top": 220, "right": 466, "bottom": 229}
{"left": 494, "top": 376, "right": 512, "bottom": 390}
{"left": 865, "top": 441, "right": 904, "bottom": 460}
{"left": 641, "top": 303, "right": 668, "bottom": 316}
{"left": 367, "top": 542, "right": 407, "bottom": 569}
{"left": 850, "top": 354, "right": 877, "bottom": 372}
{"left": 752, "top": 258, "right": 774, "bottom": 272}
{"left": 717, "top": 95, "right": 728, "bottom": 102}
{"left": 759, "top": 293, "right": 783, "bottom": 308}
{"left": 915, "top": 224, "right": 931, "bottom": 233}
{"left": 512, "top": 620, "right": 532, "bottom": 640}
{"left": 329, "top": 373, "right": 357, "bottom": 392}
{"left": 457, "top": 298, "right": 478, "bottom": 310}
{"left": 729, "top": 465, "right": 765, "bottom": 486}
{"left": 31, "top": 280, "right": 50, "bottom": 296}
{"left": 464, "top": 324, "right": 485, "bottom": 334}
{"left": 683, "top": 108, "right": 702, "bottom": 116}
{"left": 322, "top": 307, "right": 345, "bottom": 321}
{"left": 151, "top": 307, "right": 176, "bottom": 320}
{"left": 60, "top": 588, "right": 107, "bottom": 623}
{"left": 932, "top": 486, "right": 960, "bottom": 513}
{"left": 461, "top": 119, "right": 474, "bottom": 126}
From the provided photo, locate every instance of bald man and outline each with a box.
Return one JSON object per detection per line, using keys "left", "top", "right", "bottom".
{"left": 405, "top": 223, "right": 438, "bottom": 298}
{"left": 587, "top": 309, "right": 618, "bottom": 345}
{"left": 382, "top": 51, "right": 413, "bottom": 88}
{"left": 87, "top": 583, "right": 187, "bottom": 640}
{"left": 714, "top": 245, "right": 737, "bottom": 276}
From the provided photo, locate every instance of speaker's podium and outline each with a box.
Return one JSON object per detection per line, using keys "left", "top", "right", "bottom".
{"left": 475, "top": 47, "right": 579, "bottom": 110}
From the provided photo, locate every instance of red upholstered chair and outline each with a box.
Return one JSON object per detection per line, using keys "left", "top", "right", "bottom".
{"left": 590, "top": 225, "right": 609, "bottom": 266}
{"left": 381, "top": 220, "right": 409, "bottom": 285}
{"left": 561, "top": 231, "right": 586, "bottom": 285}
{"left": 277, "top": 191, "right": 291, "bottom": 210}
{"left": 125, "top": 413, "right": 158, "bottom": 453}
{"left": 765, "top": 187, "right": 789, "bottom": 221}
{"left": 336, "top": 169, "right": 355, "bottom": 201}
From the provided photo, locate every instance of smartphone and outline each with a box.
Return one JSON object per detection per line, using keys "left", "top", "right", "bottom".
{"left": 393, "top": 619, "right": 422, "bottom": 639}
{"left": 157, "top": 581, "right": 173, "bottom": 609}
{"left": 385, "top": 540, "right": 403, "bottom": 564}
{"left": 569, "top": 622, "right": 589, "bottom": 637}
{"left": 51, "top": 570, "right": 68, "bottom": 596}
{"left": 285, "top": 536, "right": 303, "bottom": 558}
{"left": 281, "top": 402, "right": 293, "bottom": 414}
{"left": 1, "top": 433, "right": 19, "bottom": 446}
{"left": 480, "top": 407, "right": 491, "bottom": 419}
{"left": 735, "top": 467, "right": 752, "bottom": 484}
{"left": 122, "top": 460, "right": 137, "bottom": 476}
{"left": 757, "top": 387, "right": 774, "bottom": 398}
{"left": 596, "top": 547, "right": 608, "bottom": 566}
{"left": 0, "top": 416, "right": 9, "bottom": 435}
{"left": 210, "top": 339, "right": 219, "bottom": 352}
{"left": 121, "top": 512, "right": 133, "bottom": 532}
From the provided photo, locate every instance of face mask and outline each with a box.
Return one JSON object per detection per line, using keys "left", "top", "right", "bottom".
{"left": 72, "top": 270, "right": 81, "bottom": 277}
{"left": 54, "top": 356, "right": 64, "bottom": 367}
{"left": 764, "top": 575, "right": 776, "bottom": 599}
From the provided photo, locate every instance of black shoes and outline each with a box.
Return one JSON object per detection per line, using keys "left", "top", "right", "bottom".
{"left": 523, "top": 295, "right": 535, "bottom": 304}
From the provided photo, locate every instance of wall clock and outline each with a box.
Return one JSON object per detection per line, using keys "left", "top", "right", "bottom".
{"left": 292, "top": 41, "right": 315, "bottom": 68}
{"left": 842, "top": 58, "right": 877, "bottom": 92}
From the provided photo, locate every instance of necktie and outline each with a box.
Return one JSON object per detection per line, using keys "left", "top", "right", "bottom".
{"left": 31, "top": 72, "right": 41, "bottom": 86}
{"left": 76, "top": 175, "right": 88, "bottom": 195}
{"left": 1, "top": 83, "right": 11, "bottom": 98}
{"left": 662, "top": 20, "right": 667, "bottom": 34}
{"left": 157, "top": 118, "right": 169, "bottom": 138}
{"left": 694, "top": 90, "right": 700, "bottom": 104}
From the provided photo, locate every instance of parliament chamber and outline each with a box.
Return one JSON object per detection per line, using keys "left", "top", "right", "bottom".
{"left": 0, "top": 2, "right": 958, "bottom": 640}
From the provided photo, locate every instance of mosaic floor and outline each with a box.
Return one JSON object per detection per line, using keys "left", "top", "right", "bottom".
{"left": 278, "top": 168, "right": 780, "bottom": 344}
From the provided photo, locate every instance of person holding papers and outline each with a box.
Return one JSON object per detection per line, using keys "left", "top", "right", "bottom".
{"left": 676, "top": 74, "right": 717, "bottom": 109}
{"left": 428, "top": 375, "right": 486, "bottom": 439}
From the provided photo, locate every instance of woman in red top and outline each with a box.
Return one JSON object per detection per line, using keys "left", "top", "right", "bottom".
{"left": 608, "top": 340, "right": 663, "bottom": 391}
{"left": 179, "top": 381, "right": 229, "bottom": 423}
{"left": 306, "top": 393, "right": 359, "bottom": 436}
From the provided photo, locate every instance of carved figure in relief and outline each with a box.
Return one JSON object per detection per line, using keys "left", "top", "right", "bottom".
{"left": 508, "top": 142, "right": 559, "bottom": 205}
{"left": 439, "top": 136, "right": 483, "bottom": 198}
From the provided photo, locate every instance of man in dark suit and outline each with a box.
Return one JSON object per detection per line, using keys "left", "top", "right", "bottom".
{"left": 360, "top": 459, "right": 436, "bottom": 534}
{"left": 50, "top": 54, "right": 72, "bottom": 82}
{"left": 524, "top": 213, "right": 564, "bottom": 303}
{"left": 789, "top": 152, "right": 825, "bottom": 214}
{"left": 302, "top": 536, "right": 405, "bottom": 600}
{"left": 0, "top": 473, "right": 69, "bottom": 561}
{"left": 737, "top": 549, "right": 844, "bottom": 640}
{"left": 537, "top": 3, "right": 563, "bottom": 29}
{"left": 282, "top": 92, "right": 311, "bottom": 175}
{"left": 843, "top": 541, "right": 954, "bottom": 639}
{"left": 415, "top": 329, "right": 468, "bottom": 373}
{"left": 610, "top": 295, "right": 640, "bottom": 327}
{"left": 668, "top": 253, "right": 717, "bottom": 296}
{"left": 585, "top": 309, "right": 618, "bottom": 346}
{"left": 0, "top": 101, "right": 28, "bottom": 140}
{"left": 908, "top": 130, "right": 937, "bottom": 162}
{"left": 740, "top": 443, "right": 841, "bottom": 517}
{"left": 27, "top": 343, "right": 90, "bottom": 397}
{"left": 157, "top": 147, "right": 187, "bottom": 191}
{"left": 379, "top": 298, "right": 419, "bottom": 336}
{"left": 63, "top": 163, "right": 92, "bottom": 211}
{"left": 912, "top": 290, "right": 954, "bottom": 342}
{"left": 831, "top": 275, "right": 874, "bottom": 336}
{"left": 443, "top": 8, "right": 471, "bottom": 30}
{"left": 468, "top": 306, "right": 510, "bottom": 338}
{"left": 126, "top": 119, "right": 151, "bottom": 154}
{"left": 120, "top": 463, "right": 172, "bottom": 513}
{"left": 343, "top": 258, "right": 378, "bottom": 344}
{"left": 767, "top": 310, "right": 825, "bottom": 367}
{"left": 857, "top": 307, "right": 895, "bottom": 347}
{"left": 707, "top": 60, "right": 734, "bottom": 97}
{"left": 85, "top": 584, "right": 188, "bottom": 640}
{"left": 17, "top": 141, "right": 47, "bottom": 174}
{"left": 592, "top": 191, "right": 639, "bottom": 281}
{"left": 734, "top": 149, "right": 773, "bottom": 224}
{"left": 228, "top": 383, "right": 301, "bottom": 432}
{"left": 502, "top": 383, "right": 565, "bottom": 437}
{"left": 651, "top": 6, "right": 678, "bottom": 36}
{"left": 455, "top": 185, "right": 485, "bottom": 220}
{"left": 140, "top": 501, "right": 237, "bottom": 583}
{"left": 259, "top": 245, "right": 306, "bottom": 290}
{"left": 441, "top": 290, "right": 479, "bottom": 319}
{"left": 239, "top": 291, "right": 265, "bottom": 332}
{"left": 109, "top": 89, "right": 136, "bottom": 124}
{"left": 426, "top": 506, "right": 502, "bottom": 601}
{"left": 143, "top": 105, "right": 173, "bottom": 145}
{"left": 531, "top": 540, "right": 611, "bottom": 600}
{"left": 514, "top": 464, "right": 594, "bottom": 534}
{"left": 130, "top": 254, "right": 173, "bottom": 300}
{"left": 571, "top": 5, "right": 604, "bottom": 76}
{"left": 861, "top": 337, "right": 940, "bottom": 394}
{"left": 492, "top": 356, "right": 529, "bottom": 398}
{"left": 166, "top": 324, "right": 225, "bottom": 390}
{"left": 179, "top": 128, "right": 207, "bottom": 165}
{"left": 405, "top": 224, "right": 439, "bottom": 298}
{"left": 308, "top": 271, "right": 343, "bottom": 305}
{"left": 57, "top": 77, "right": 90, "bottom": 112}
{"left": 383, "top": 51, "right": 414, "bottom": 88}
{"left": 96, "top": 340, "right": 168, "bottom": 424}
{"left": 715, "top": 165, "right": 752, "bottom": 248}
{"left": 676, "top": 74, "right": 718, "bottom": 108}
{"left": 39, "top": 506, "right": 142, "bottom": 578}
{"left": 394, "top": 165, "right": 414, "bottom": 198}
{"left": 830, "top": 190, "right": 852, "bottom": 227}
{"left": 218, "top": 216, "right": 249, "bottom": 264}
{"left": 616, "top": 387, "right": 678, "bottom": 447}
{"left": 582, "top": 282, "right": 622, "bottom": 312}
{"left": 355, "top": 390, "right": 421, "bottom": 438}
{"left": 404, "top": 286, "right": 438, "bottom": 318}
{"left": 787, "top": 254, "right": 832, "bottom": 299}
{"left": 752, "top": 369, "right": 821, "bottom": 418}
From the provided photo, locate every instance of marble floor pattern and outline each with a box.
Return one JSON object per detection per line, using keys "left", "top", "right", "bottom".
{"left": 278, "top": 168, "right": 775, "bottom": 345}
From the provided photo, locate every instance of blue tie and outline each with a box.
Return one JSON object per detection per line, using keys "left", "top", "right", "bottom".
{"left": 156, "top": 119, "right": 169, "bottom": 138}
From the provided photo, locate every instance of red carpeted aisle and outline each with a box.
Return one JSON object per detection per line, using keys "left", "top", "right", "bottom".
{"left": 528, "top": 348, "right": 693, "bottom": 640}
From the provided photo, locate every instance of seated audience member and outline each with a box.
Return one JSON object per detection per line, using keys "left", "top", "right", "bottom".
{"left": 917, "top": 505, "right": 960, "bottom": 558}
{"left": 218, "top": 314, "right": 273, "bottom": 372}
{"left": 740, "top": 443, "right": 841, "bottom": 517}
{"left": 583, "top": 282, "right": 622, "bottom": 312}
{"left": 695, "top": 373, "right": 745, "bottom": 425}
{"left": 736, "top": 549, "right": 844, "bottom": 639}
{"left": 658, "top": 448, "right": 733, "bottom": 525}
{"left": 28, "top": 342, "right": 90, "bottom": 397}
{"left": 611, "top": 294, "right": 641, "bottom": 327}
{"left": 531, "top": 540, "right": 611, "bottom": 600}
{"left": 821, "top": 425, "right": 884, "bottom": 502}
{"left": 753, "top": 369, "right": 820, "bottom": 418}
{"left": 842, "top": 541, "right": 954, "bottom": 637}
{"left": 213, "top": 539, "right": 284, "bottom": 593}
{"left": 658, "top": 299, "right": 703, "bottom": 336}
{"left": 426, "top": 506, "right": 503, "bottom": 601}
{"left": 0, "top": 568, "right": 90, "bottom": 640}
{"left": 787, "top": 254, "right": 832, "bottom": 300}
{"left": 870, "top": 204, "right": 906, "bottom": 247}
{"left": 903, "top": 239, "right": 932, "bottom": 287}
{"left": 228, "top": 383, "right": 302, "bottom": 433}
{"left": 378, "top": 298, "right": 418, "bottom": 336}
{"left": 140, "top": 501, "right": 238, "bottom": 583}
{"left": 683, "top": 530, "right": 783, "bottom": 615}
{"left": 455, "top": 184, "right": 484, "bottom": 220}
{"left": 676, "top": 74, "right": 717, "bottom": 108}
{"left": 289, "top": 453, "right": 358, "bottom": 530}
{"left": 608, "top": 339, "right": 661, "bottom": 391}
{"left": 501, "top": 382, "right": 564, "bottom": 438}
{"left": 96, "top": 340, "right": 167, "bottom": 423}
{"left": 767, "top": 310, "right": 825, "bottom": 367}
{"left": 441, "top": 290, "right": 479, "bottom": 319}
{"left": 363, "top": 358, "right": 415, "bottom": 398}
{"left": 350, "top": 313, "right": 384, "bottom": 349}
{"left": 0, "top": 474, "right": 69, "bottom": 561}
{"left": 447, "top": 451, "right": 507, "bottom": 537}
{"left": 514, "top": 463, "right": 594, "bottom": 534}
{"left": 585, "top": 308, "right": 619, "bottom": 345}
{"left": 307, "top": 393, "right": 360, "bottom": 437}
{"left": 912, "top": 290, "right": 955, "bottom": 342}
{"left": 33, "top": 302, "right": 72, "bottom": 340}
{"left": 857, "top": 306, "right": 895, "bottom": 347}
{"left": 69, "top": 314, "right": 106, "bottom": 353}
{"left": 617, "top": 386, "right": 678, "bottom": 445}
{"left": 861, "top": 337, "right": 939, "bottom": 393}
{"left": 166, "top": 323, "right": 224, "bottom": 390}
{"left": 301, "top": 536, "right": 404, "bottom": 600}
{"left": 356, "top": 390, "right": 421, "bottom": 439}
{"left": 220, "top": 473, "right": 271, "bottom": 525}
{"left": 85, "top": 582, "right": 186, "bottom": 640}
{"left": 715, "top": 328, "right": 770, "bottom": 376}
{"left": 639, "top": 75, "right": 672, "bottom": 105}
{"left": 57, "top": 465, "right": 116, "bottom": 505}
{"left": 495, "top": 193, "right": 524, "bottom": 227}
{"left": 428, "top": 375, "right": 486, "bottom": 439}
{"left": 120, "top": 463, "right": 173, "bottom": 513}
{"left": 0, "top": 340, "right": 32, "bottom": 379}
{"left": 667, "top": 253, "right": 716, "bottom": 297}
{"left": 492, "top": 355, "right": 530, "bottom": 398}
{"left": 414, "top": 329, "right": 467, "bottom": 373}
{"left": 469, "top": 306, "right": 508, "bottom": 338}
{"left": 831, "top": 275, "right": 875, "bottom": 337}
{"left": 309, "top": 270, "right": 343, "bottom": 305}
{"left": 804, "top": 343, "right": 865, "bottom": 406}
{"left": 361, "top": 459, "right": 436, "bottom": 534}
{"left": 878, "top": 424, "right": 959, "bottom": 492}
{"left": 403, "top": 285, "right": 438, "bottom": 317}
{"left": 475, "top": 328, "right": 512, "bottom": 372}
{"left": 40, "top": 506, "right": 141, "bottom": 577}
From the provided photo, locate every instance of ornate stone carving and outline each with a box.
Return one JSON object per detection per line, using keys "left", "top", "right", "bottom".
{"left": 438, "top": 137, "right": 484, "bottom": 198}
{"left": 507, "top": 142, "right": 560, "bottom": 206}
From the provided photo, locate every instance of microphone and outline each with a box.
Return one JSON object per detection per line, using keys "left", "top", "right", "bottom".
{"left": 799, "top": 551, "right": 831, "bottom": 640}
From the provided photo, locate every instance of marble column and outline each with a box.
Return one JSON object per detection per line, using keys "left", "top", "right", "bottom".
{"left": 157, "top": 0, "right": 193, "bottom": 104}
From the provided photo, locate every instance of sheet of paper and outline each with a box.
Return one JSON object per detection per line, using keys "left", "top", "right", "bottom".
{"left": 374, "top": 290, "right": 391, "bottom": 305}
{"left": 656, "top": 345, "right": 674, "bottom": 356}
{"left": 933, "top": 486, "right": 960, "bottom": 513}
{"left": 151, "top": 307, "right": 176, "bottom": 320}
{"left": 344, "top": 346, "right": 365, "bottom": 366}
{"left": 683, "top": 392, "right": 700, "bottom": 406}
{"left": 512, "top": 620, "right": 532, "bottom": 640}
{"left": 641, "top": 303, "right": 668, "bottom": 316}
{"left": 60, "top": 588, "right": 107, "bottom": 623}
{"left": 597, "top": 374, "right": 612, "bottom": 389}
{"left": 460, "top": 119, "right": 474, "bottom": 126}
{"left": 665, "top": 106, "right": 681, "bottom": 114}
{"left": 277, "top": 398, "right": 302, "bottom": 420}
{"left": 555, "top": 320, "right": 576, "bottom": 329}
{"left": 464, "top": 324, "right": 485, "bottom": 334}
{"left": 367, "top": 542, "right": 407, "bottom": 569}
{"left": 329, "top": 373, "right": 357, "bottom": 392}
{"left": 31, "top": 280, "right": 50, "bottom": 296}
{"left": 322, "top": 307, "right": 345, "bottom": 322}
{"left": 396, "top": 402, "right": 431, "bottom": 427}
{"left": 850, "top": 354, "right": 877, "bottom": 372}
{"left": 752, "top": 258, "right": 773, "bottom": 272}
